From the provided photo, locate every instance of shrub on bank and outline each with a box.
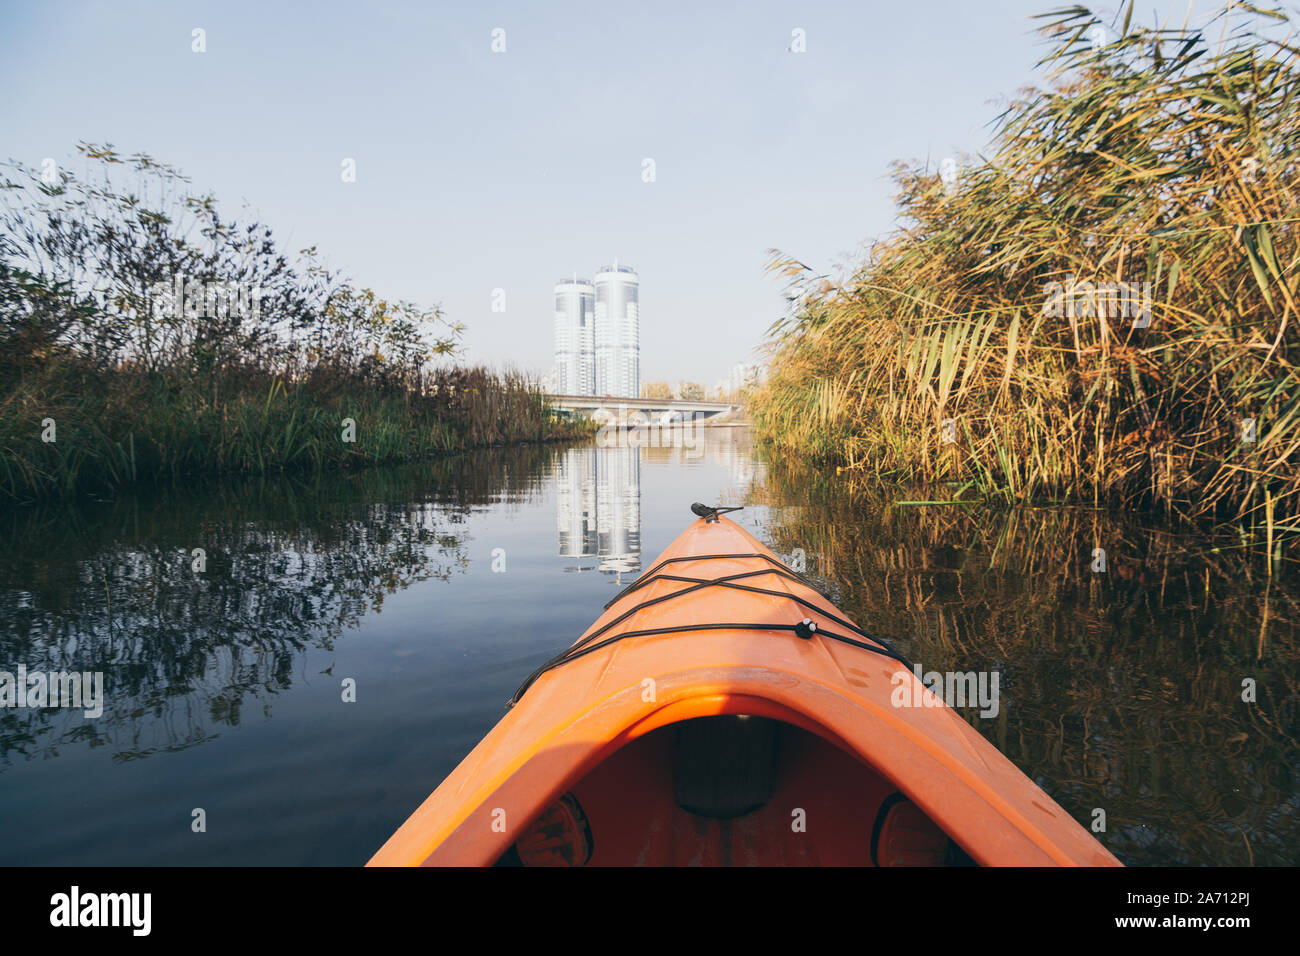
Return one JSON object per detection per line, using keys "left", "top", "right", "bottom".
{"left": 0, "top": 145, "right": 589, "bottom": 501}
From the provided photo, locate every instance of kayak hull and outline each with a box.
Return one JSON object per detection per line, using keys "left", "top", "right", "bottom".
{"left": 369, "top": 515, "right": 1120, "bottom": 867}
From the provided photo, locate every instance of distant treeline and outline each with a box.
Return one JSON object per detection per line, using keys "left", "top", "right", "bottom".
{"left": 0, "top": 144, "right": 589, "bottom": 501}
{"left": 752, "top": 2, "right": 1298, "bottom": 538}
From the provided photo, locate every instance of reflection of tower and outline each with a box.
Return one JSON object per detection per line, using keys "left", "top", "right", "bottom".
{"left": 555, "top": 445, "right": 640, "bottom": 575}
{"left": 554, "top": 277, "right": 594, "bottom": 395}
{"left": 593, "top": 263, "right": 639, "bottom": 398}
{"left": 597, "top": 445, "right": 640, "bottom": 574}
{"left": 556, "top": 447, "right": 597, "bottom": 557}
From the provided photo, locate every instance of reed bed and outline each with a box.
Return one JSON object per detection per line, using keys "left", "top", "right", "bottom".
{"left": 752, "top": 2, "right": 1300, "bottom": 541}
{"left": 0, "top": 361, "right": 591, "bottom": 502}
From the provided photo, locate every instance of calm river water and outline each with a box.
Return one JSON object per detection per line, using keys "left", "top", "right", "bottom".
{"left": 1, "top": 428, "right": 1295, "bottom": 865}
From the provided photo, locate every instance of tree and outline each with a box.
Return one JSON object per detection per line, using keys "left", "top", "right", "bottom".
{"left": 677, "top": 381, "right": 704, "bottom": 401}
{"left": 641, "top": 381, "right": 673, "bottom": 400}
{"left": 0, "top": 142, "right": 460, "bottom": 385}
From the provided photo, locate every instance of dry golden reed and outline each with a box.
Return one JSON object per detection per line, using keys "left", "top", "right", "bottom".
{"left": 753, "top": 2, "right": 1299, "bottom": 539}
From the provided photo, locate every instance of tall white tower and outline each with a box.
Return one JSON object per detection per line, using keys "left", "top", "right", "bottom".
{"left": 553, "top": 277, "right": 594, "bottom": 395}
{"left": 593, "top": 263, "right": 639, "bottom": 398}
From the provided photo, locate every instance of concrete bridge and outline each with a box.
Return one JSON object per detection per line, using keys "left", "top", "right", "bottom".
{"left": 546, "top": 394, "right": 739, "bottom": 424}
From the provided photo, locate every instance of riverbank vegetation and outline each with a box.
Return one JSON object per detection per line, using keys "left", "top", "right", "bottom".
{"left": 0, "top": 144, "right": 589, "bottom": 502}
{"left": 752, "top": 3, "right": 1298, "bottom": 544}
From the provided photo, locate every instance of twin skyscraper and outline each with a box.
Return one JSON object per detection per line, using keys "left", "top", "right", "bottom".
{"left": 552, "top": 262, "right": 640, "bottom": 398}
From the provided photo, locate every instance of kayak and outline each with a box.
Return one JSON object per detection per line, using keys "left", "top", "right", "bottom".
{"left": 369, "top": 504, "right": 1120, "bottom": 867}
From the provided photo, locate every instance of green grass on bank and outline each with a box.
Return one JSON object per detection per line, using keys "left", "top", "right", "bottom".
{"left": 0, "top": 361, "right": 594, "bottom": 502}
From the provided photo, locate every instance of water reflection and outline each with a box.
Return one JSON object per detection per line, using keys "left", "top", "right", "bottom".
{"left": 751, "top": 453, "right": 1300, "bottom": 867}
{"left": 554, "top": 427, "right": 760, "bottom": 576}
{"left": 2, "top": 431, "right": 1294, "bottom": 866}
{"left": 555, "top": 446, "right": 640, "bottom": 575}
{"left": 0, "top": 446, "right": 558, "bottom": 770}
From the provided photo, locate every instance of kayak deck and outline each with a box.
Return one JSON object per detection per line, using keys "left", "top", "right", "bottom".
{"left": 494, "top": 714, "right": 971, "bottom": 866}
{"left": 369, "top": 513, "right": 1120, "bottom": 867}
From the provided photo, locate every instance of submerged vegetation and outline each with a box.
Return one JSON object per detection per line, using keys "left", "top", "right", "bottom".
{"left": 0, "top": 144, "right": 589, "bottom": 502}
{"left": 753, "top": 3, "right": 1299, "bottom": 545}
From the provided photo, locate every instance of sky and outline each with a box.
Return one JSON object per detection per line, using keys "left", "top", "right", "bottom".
{"left": 0, "top": 0, "right": 1245, "bottom": 387}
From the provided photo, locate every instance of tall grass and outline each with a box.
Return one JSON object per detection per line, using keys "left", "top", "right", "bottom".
{"left": 0, "top": 361, "right": 592, "bottom": 502}
{"left": 753, "top": 2, "right": 1299, "bottom": 537}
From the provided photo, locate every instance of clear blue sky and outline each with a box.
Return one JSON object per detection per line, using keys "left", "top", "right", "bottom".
{"left": 1, "top": 0, "right": 1230, "bottom": 385}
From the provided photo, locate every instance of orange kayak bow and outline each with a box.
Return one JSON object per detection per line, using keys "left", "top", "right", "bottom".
{"left": 369, "top": 505, "right": 1120, "bottom": 867}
